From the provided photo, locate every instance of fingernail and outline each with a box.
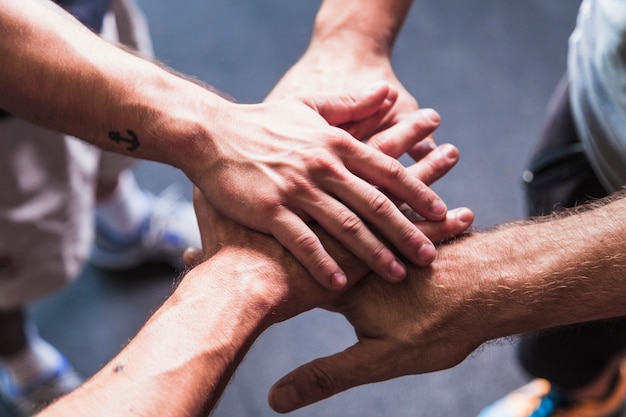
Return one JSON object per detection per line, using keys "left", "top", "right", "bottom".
{"left": 457, "top": 208, "right": 474, "bottom": 224}
{"left": 272, "top": 383, "right": 302, "bottom": 412}
{"left": 430, "top": 199, "right": 447, "bottom": 216}
{"left": 389, "top": 259, "right": 406, "bottom": 280}
{"left": 331, "top": 272, "right": 347, "bottom": 289}
{"left": 442, "top": 144, "right": 459, "bottom": 161}
{"left": 422, "top": 108, "right": 440, "bottom": 123}
{"left": 417, "top": 243, "right": 436, "bottom": 264}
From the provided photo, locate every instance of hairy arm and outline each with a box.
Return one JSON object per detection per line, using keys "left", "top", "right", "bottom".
{"left": 269, "top": 192, "right": 626, "bottom": 412}
{"left": 34, "top": 137, "right": 472, "bottom": 417}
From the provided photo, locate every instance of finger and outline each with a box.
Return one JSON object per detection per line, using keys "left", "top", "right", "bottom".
{"left": 343, "top": 145, "right": 447, "bottom": 222}
{"left": 340, "top": 89, "right": 399, "bottom": 140}
{"left": 270, "top": 210, "right": 348, "bottom": 290}
{"left": 182, "top": 246, "right": 203, "bottom": 268}
{"left": 410, "top": 207, "right": 474, "bottom": 243}
{"left": 303, "top": 193, "right": 408, "bottom": 282}
{"left": 366, "top": 109, "right": 441, "bottom": 159}
{"left": 313, "top": 173, "right": 437, "bottom": 267}
{"left": 405, "top": 143, "right": 460, "bottom": 186}
{"left": 304, "top": 82, "right": 394, "bottom": 127}
{"left": 269, "top": 342, "right": 398, "bottom": 413}
{"left": 407, "top": 136, "right": 437, "bottom": 161}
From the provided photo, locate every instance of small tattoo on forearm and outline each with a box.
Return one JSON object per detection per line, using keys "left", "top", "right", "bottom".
{"left": 113, "top": 364, "right": 124, "bottom": 373}
{"left": 109, "top": 129, "right": 140, "bottom": 151}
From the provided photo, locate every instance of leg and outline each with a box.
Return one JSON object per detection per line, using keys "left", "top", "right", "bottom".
{"left": 0, "top": 118, "right": 95, "bottom": 415}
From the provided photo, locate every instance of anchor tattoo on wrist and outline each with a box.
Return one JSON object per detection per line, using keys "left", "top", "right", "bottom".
{"left": 108, "top": 129, "right": 140, "bottom": 151}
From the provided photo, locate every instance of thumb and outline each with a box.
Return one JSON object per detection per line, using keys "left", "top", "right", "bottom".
{"left": 304, "top": 82, "right": 397, "bottom": 127}
{"left": 268, "top": 340, "right": 394, "bottom": 413}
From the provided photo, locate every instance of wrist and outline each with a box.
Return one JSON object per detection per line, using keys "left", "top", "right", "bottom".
{"left": 310, "top": 20, "right": 392, "bottom": 60}
{"left": 171, "top": 248, "right": 281, "bottom": 336}
{"left": 445, "top": 202, "right": 626, "bottom": 342}
{"left": 172, "top": 242, "right": 320, "bottom": 333}
{"left": 106, "top": 62, "right": 226, "bottom": 176}
{"left": 311, "top": 2, "right": 407, "bottom": 58}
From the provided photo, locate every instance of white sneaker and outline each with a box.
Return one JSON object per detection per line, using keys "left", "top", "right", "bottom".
{"left": 91, "top": 184, "right": 200, "bottom": 270}
{"left": 0, "top": 356, "right": 81, "bottom": 416}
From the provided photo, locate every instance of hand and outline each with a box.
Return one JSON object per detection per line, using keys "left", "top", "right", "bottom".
{"left": 267, "top": 36, "right": 428, "bottom": 148}
{"left": 188, "top": 125, "right": 473, "bottom": 319}
{"left": 199, "top": 84, "right": 448, "bottom": 291}
{"left": 267, "top": 238, "right": 484, "bottom": 413}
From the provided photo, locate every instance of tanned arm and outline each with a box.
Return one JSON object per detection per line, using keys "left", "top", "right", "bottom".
{"left": 33, "top": 128, "right": 472, "bottom": 417}
{"left": 269, "top": 192, "right": 626, "bottom": 412}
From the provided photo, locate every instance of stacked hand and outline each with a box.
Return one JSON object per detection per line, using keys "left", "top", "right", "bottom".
{"left": 188, "top": 95, "right": 475, "bottom": 411}
{"left": 198, "top": 83, "right": 448, "bottom": 291}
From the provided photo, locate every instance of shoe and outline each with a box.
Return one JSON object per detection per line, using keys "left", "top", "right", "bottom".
{"left": 477, "top": 363, "right": 626, "bottom": 417}
{"left": 0, "top": 356, "right": 82, "bottom": 416}
{"left": 91, "top": 184, "right": 201, "bottom": 270}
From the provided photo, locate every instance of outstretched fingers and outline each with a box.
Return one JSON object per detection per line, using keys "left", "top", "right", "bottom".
{"left": 301, "top": 191, "right": 411, "bottom": 283}
{"left": 315, "top": 173, "right": 438, "bottom": 268}
{"left": 346, "top": 144, "right": 448, "bottom": 221}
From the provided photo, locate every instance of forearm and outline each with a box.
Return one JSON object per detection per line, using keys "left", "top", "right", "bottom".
{"left": 35, "top": 211, "right": 371, "bottom": 417}
{"left": 0, "top": 0, "right": 222, "bottom": 173}
{"left": 311, "top": 0, "right": 413, "bottom": 56}
{"left": 446, "top": 192, "right": 626, "bottom": 342}
{"left": 263, "top": 192, "right": 626, "bottom": 413}
{"left": 38, "top": 249, "right": 281, "bottom": 417}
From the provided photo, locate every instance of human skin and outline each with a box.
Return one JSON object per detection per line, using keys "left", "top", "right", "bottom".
{"left": 0, "top": 0, "right": 446, "bottom": 290}
{"left": 268, "top": 191, "right": 626, "bottom": 412}
{"left": 267, "top": 0, "right": 426, "bottom": 151}
{"left": 35, "top": 132, "right": 471, "bottom": 417}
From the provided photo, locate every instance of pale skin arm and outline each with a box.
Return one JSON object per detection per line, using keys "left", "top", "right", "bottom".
{"left": 268, "top": 192, "right": 626, "bottom": 412}
{"left": 1, "top": 0, "right": 448, "bottom": 289}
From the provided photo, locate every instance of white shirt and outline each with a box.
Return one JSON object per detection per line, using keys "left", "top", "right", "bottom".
{"left": 569, "top": 0, "right": 626, "bottom": 192}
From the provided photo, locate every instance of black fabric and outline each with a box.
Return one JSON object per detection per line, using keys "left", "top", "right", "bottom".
{"left": 519, "top": 75, "right": 626, "bottom": 390}
{"left": 0, "top": 0, "right": 111, "bottom": 119}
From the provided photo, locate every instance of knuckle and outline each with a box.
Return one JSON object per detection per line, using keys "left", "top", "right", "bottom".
{"left": 291, "top": 231, "right": 321, "bottom": 253}
{"left": 369, "top": 191, "right": 392, "bottom": 217}
{"left": 306, "top": 363, "right": 338, "bottom": 397}
{"left": 308, "top": 150, "right": 346, "bottom": 178}
{"left": 329, "top": 131, "right": 355, "bottom": 151}
{"left": 369, "top": 243, "right": 391, "bottom": 264}
{"left": 384, "top": 158, "right": 405, "bottom": 182}
{"left": 397, "top": 224, "right": 422, "bottom": 248}
{"left": 338, "top": 213, "right": 363, "bottom": 237}
{"left": 283, "top": 176, "right": 316, "bottom": 199}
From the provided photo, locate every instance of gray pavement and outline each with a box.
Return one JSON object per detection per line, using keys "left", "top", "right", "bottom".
{"left": 5, "top": 1, "right": 585, "bottom": 416}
